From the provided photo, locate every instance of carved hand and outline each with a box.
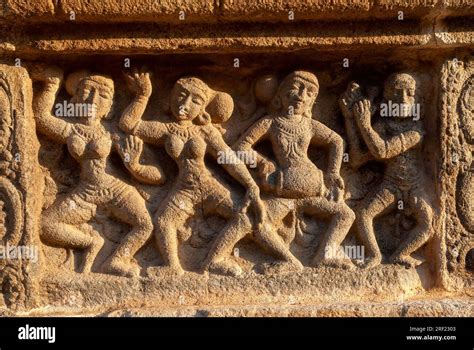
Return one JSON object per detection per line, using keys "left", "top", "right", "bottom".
{"left": 116, "top": 135, "right": 143, "bottom": 169}
{"left": 339, "top": 96, "right": 351, "bottom": 118}
{"left": 327, "top": 171, "right": 344, "bottom": 191}
{"left": 339, "top": 82, "right": 363, "bottom": 118}
{"left": 325, "top": 172, "right": 345, "bottom": 202}
{"left": 245, "top": 185, "right": 265, "bottom": 231}
{"left": 124, "top": 67, "right": 152, "bottom": 98}
{"left": 257, "top": 158, "right": 277, "bottom": 182}
{"left": 353, "top": 99, "right": 372, "bottom": 127}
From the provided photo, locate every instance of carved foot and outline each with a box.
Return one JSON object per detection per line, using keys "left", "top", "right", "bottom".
{"left": 257, "top": 261, "right": 304, "bottom": 275}
{"left": 390, "top": 255, "right": 422, "bottom": 269}
{"left": 356, "top": 254, "right": 382, "bottom": 269}
{"left": 207, "top": 260, "right": 243, "bottom": 277}
{"left": 103, "top": 258, "right": 141, "bottom": 278}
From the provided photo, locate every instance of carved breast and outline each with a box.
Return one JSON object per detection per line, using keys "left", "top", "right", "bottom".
{"left": 166, "top": 132, "right": 206, "bottom": 162}
{"left": 68, "top": 126, "right": 111, "bottom": 160}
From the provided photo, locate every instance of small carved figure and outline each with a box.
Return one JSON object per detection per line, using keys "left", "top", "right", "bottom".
{"left": 340, "top": 72, "right": 434, "bottom": 268}
{"left": 205, "top": 71, "right": 355, "bottom": 270}
{"left": 32, "top": 66, "right": 160, "bottom": 277}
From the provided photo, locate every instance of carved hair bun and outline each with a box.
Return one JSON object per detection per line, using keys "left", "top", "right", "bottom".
{"left": 65, "top": 70, "right": 91, "bottom": 96}
{"left": 207, "top": 91, "right": 234, "bottom": 123}
{"left": 255, "top": 74, "right": 279, "bottom": 104}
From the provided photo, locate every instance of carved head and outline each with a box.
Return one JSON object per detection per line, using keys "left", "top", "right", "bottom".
{"left": 70, "top": 74, "right": 115, "bottom": 120}
{"left": 171, "top": 77, "right": 211, "bottom": 124}
{"left": 383, "top": 73, "right": 419, "bottom": 118}
{"left": 272, "top": 71, "right": 319, "bottom": 118}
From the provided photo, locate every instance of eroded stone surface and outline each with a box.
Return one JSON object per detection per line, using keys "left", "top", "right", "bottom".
{"left": 0, "top": 1, "right": 472, "bottom": 316}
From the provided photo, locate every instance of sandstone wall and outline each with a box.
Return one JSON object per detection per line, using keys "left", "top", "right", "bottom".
{"left": 0, "top": 0, "right": 472, "bottom": 316}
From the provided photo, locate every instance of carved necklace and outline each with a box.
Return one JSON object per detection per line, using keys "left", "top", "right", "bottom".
{"left": 273, "top": 116, "right": 308, "bottom": 159}
{"left": 168, "top": 122, "right": 199, "bottom": 139}
{"left": 274, "top": 115, "right": 307, "bottom": 136}
{"left": 73, "top": 123, "right": 107, "bottom": 140}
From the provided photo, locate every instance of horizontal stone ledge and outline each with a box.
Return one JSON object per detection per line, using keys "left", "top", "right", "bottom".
{"left": 21, "top": 297, "right": 473, "bottom": 317}
{"left": 0, "top": 0, "right": 473, "bottom": 24}
{"left": 0, "top": 18, "right": 471, "bottom": 55}
{"left": 30, "top": 265, "right": 429, "bottom": 315}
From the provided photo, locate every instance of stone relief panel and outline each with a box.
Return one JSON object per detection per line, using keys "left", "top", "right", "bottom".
{"left": 0, "top": 0, "right": 471, "bottom": 320}
{"left": 0, "top": 50, "right": 465, "bottom": 313}
{"left": 27, "top": 58, "right": 442, "bottom": 290}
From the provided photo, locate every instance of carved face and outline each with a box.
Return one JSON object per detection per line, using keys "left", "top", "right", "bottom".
{"left": 170, "top": 82, "right": 207, "bottom": 122}
{"left": 384, "top": 73, "right": 417, "bottom": 118}
{"left": 279, "top": 77, "right": 318, "bottom": 117}
{"left": 72, "top": 79, "right": 113, "bottom": 120}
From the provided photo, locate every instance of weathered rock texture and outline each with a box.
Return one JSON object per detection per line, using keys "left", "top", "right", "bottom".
{"left": 0, "top": 0, "right": 472, "bottom": 316}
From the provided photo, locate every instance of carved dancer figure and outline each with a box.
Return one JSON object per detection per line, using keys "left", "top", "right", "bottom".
{"left": 340, "top": 72, "right": 434, "bottom": 268}
{"left": 121, "top": 69, "right": 300, "bottom": 276}
{"left": 205, "top": 71, "right": 355, "bottom": 270}
{"left": 33, "top": 66, "right": 161, "bottom": 277}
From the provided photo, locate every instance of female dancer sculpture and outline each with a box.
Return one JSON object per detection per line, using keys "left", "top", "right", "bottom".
{"left": 33, "top": 66, "right": 161, "bottom": 277}
{"left": 204, "top": 71, "right": 355, "bottom": 270}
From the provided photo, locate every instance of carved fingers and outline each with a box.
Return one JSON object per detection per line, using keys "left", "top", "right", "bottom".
{"left": 339, "top": 82, "right": 363, "bottom": 117}
{"left": 353, "top": 98, "right": 372, "bottom": 126}
{"left": 117, "top": 135, "right": 143, "bottom": 167}
{"left": 124, "top": 67, "right": 152, "bottom": 97}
